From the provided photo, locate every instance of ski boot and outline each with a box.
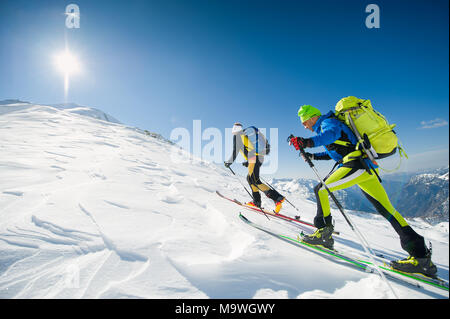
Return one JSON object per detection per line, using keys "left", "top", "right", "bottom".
{"left": 245, "top": 201, "right": 261, "bottom": 209}
{"left": 274, "top": 198, "right": 285, "bottom": 214}
{"left": 301, "top": 225, "right": 334, "bottom": 250}
{"left": 390, "top": 249, "right": 437, "bottom": 278}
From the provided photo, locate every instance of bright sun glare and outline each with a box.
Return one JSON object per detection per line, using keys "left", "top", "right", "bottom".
{"left": 54, "top": 50, "right": 81, "bottom": 75}
{"left": 54, "top": 49, "right": 82, "bottom": 101}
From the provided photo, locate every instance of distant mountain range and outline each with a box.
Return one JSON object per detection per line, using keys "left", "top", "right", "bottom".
{"left": 269, "top": 166, "right": 449, "bottom": 224}
{"left": 391, "top": 167, "right": 449, "bottom": 223}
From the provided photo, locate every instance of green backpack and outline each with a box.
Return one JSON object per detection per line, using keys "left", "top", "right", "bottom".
{"left": 334, "top": 96, "right": 407, "bottom": 162}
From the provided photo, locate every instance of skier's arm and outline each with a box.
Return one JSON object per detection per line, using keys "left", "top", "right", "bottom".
{"left": 303, "top": 151, "right": 331, "bottom": 161}
{"left": 312, "top": 152, "right": 332, "bottom": 160}
{"left": 226, "top": 135, "right": 239, "bottom": 164}
{"left": 310, "top": 119, "right": 341, "bottom": 147}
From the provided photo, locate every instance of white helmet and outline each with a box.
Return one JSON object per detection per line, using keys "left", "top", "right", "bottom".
{"left": 231, "top": 122, "right": 243, "bottom": 135}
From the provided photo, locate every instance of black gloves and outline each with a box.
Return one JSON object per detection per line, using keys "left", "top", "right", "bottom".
{"left": 303, "top": 152, "right": 315, "bottom": 160}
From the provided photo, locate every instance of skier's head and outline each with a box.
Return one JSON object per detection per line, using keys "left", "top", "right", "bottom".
{"left": 231, "top": 122, "right": 244, "bottom": 135}
{"left": 298, "top": 105, "right": 321, "bottom": 131}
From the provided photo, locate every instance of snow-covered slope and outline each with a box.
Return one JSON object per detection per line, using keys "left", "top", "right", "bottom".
{"left": 0, "top": 101, "right": 448, "bottom": 299}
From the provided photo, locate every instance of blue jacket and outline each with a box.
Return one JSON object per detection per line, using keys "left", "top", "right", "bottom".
{"left": 310, "top": 111, "right": 377, "bottom": 169}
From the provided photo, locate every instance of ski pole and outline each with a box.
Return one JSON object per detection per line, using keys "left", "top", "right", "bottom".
{"left": 227, "top": 166, "right": 252, "bottom": 198}
{"left": 260, "top": 176, "right": 302, "bottom": 216}
{"left": 287, "top": 134, "right": 399, "bottom": 299}
{"left": 225, "top": 165, "right": 270, "bottom": 220}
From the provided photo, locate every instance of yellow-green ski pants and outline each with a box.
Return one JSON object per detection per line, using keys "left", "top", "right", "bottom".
{"left": 313, "top": 166, "right": 428, "bottom": 258}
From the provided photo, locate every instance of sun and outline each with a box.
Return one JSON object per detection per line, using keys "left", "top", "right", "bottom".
{"left": 53, "top": 49, "right": 82, "bottom": 101}
{"left": 54, "top": 50, "right": 81, "bottom": 75}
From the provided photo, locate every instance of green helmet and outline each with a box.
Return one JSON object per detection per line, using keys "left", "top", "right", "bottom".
{"left": 298, "top": 105, "right": 321, "bottom": 122}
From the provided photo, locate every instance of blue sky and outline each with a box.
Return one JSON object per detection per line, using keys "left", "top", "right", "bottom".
{"left": 1, "top": 0, "right": 448, "bottom": 179}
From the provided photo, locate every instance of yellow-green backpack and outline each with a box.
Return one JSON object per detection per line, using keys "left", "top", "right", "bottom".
{"left": 335, "top": 96, "right": 407, "bottom": 163}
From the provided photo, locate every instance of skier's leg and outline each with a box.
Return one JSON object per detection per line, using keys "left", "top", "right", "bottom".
{"left": 246, "top": 160, "right": 264, "bottom": 206}
{"left": 357, "top": 172, "right": 436, "bottom": 277}
{"left": 357, "top": 172, "right": 428, "bottom": 258}
{"left": 304, "top": 167, "right": 371, "bottom": 249}
{"left": 314, "top": 167, "right": 369, "bottom": 228}
{"left": 247, "top": 157, "right": 283, "bottom": 211}
{"left": 247, "top": 160, "right": 269, "bottom": 191}
{"left": 253, "top": 157, "right": 284, "bottom": 211}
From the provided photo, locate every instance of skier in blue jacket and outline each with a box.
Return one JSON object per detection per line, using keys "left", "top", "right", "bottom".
{"left": 289, "top": 104, "right": 436, "bottom": 278}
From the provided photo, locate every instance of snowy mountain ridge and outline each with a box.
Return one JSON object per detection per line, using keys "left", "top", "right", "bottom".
{"left": 0, "top": 99, "right": 121, "bottom": 124}
{"left": 0, "top": 100, "right": 448, "bottom": 299}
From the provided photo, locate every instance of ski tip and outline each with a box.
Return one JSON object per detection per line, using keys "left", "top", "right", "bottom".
{"left": 239, "top": 213, "right": 249, "bottom": 222}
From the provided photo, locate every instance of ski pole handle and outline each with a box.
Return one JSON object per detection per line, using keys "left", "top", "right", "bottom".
{"left": 287, "top": 134, "right": 314, "bottom": 168}
{"left": 287, "top": 134, "right": 295, "bottom": 143}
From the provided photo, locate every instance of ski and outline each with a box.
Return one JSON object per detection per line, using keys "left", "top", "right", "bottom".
{"left": 216, "top": 190, "right": 339, "bottom": 235}
{"left": 239, "top": 212, "right": 449, "bottom": 293}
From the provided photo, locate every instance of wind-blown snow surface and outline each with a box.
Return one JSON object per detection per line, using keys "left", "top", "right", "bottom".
{"left": 0, "top": 101, "right": 448, "bottom": 299}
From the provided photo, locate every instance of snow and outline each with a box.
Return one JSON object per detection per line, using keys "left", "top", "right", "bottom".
{"left": 0, "top": 101, "right": 448, "bottom": 299}
{"left": 297, "top": 276, "right": 393, "bottom": 299}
